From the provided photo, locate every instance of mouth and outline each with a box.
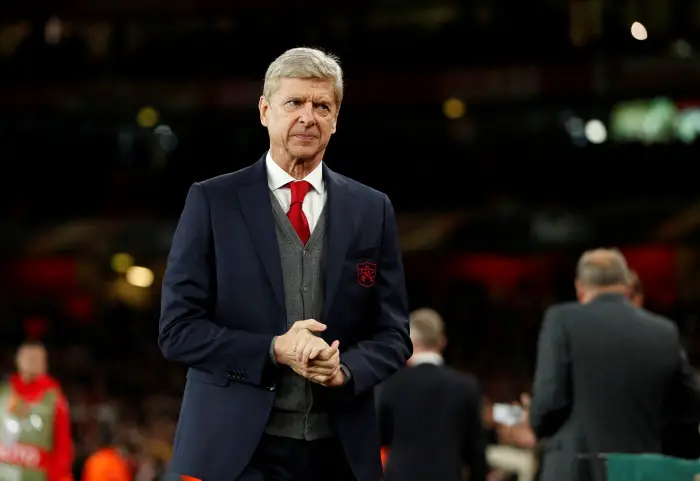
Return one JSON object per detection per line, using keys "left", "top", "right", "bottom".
{"left": 292, "top": 134, "right": 317, "bottom": 141}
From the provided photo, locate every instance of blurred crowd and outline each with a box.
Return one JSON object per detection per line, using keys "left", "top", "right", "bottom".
{"left": 0, "top": 299, "right": 184, "bottom": 480}
{"left": 0, "top": 263, "right": 695, "bottom": 480}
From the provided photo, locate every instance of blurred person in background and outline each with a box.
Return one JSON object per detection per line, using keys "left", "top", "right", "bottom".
{"left": 376, "top": 308, "right": 486, "bottom": 481}
{"left": 81, "top": 429, "right": 132, "bottom": 481}
{"left": 627, "top": 270, "right": 643, "bottom": 308}
{"left": 529, "top": 248, "right": 700, "bottom": 481}
{"left": 0, "top": 341, "right": 74, "bottom": 481}
{"left": 627, "top": 270, "right": 700, "bottom": 460}
{"left": 159, "top": 46, "right": 411, "bottom": 481}
{"left": 492, "top": 393, "right": 536, "bottom": 451}
{"left": 485, "top": 392, "right": 538, "bottom": 481}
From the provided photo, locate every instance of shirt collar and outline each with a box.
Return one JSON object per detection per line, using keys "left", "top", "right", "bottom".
{"left": 265, "top": 151, "right": 324, "bottom": 194}
{"left": 409, "top": 352, "right": 444, "bottom": 367}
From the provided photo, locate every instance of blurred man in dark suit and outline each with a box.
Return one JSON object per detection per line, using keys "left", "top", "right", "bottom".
{"left": 625, "top": 269, "right": 700, "bottom": 459}
{"left": 377, "top": 308, "right": 486, "bottom": 481}
{"left": 530, "top": 248, "right": 700, "bottom": 481}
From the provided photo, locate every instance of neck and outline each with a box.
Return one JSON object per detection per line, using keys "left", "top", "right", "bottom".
{"left": 408, "top": 350, "right": 443, "bottom": 366}
{"left": 269, "top": 146, "right": 322, "bottom": 180}
{"left": 580, "top": 285, "right": 627, "bottom": 304}
{"left": 19, "top": 373, "right": 38, "bottom": 383}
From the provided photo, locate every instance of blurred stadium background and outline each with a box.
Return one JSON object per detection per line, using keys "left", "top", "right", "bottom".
{"left": 2, "top": 0, "right": 700, "bottom": 478}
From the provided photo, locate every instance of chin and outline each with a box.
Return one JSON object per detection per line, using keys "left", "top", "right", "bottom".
{"left": 289, "top": 144, "right": 322, "bottom": 160}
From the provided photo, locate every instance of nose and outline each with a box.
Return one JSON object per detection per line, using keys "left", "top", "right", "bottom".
{"left": 298, "top": 101, "right": 316, "bottom": 126}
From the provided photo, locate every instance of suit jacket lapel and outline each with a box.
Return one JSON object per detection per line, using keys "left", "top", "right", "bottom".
{"left": 237, "top": 157, "right": 286, "bottom": 314}
{"left": 323, "top": 165, "right": 356, "bottom": 320}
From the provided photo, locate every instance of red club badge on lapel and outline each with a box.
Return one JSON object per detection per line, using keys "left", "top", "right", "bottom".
{"left": 356, "top": 261, "right": 377, "bottom": 288}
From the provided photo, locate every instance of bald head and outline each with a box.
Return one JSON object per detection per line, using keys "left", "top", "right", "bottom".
{"left": 575, "top": 248, "right": 631, "bottom": 302}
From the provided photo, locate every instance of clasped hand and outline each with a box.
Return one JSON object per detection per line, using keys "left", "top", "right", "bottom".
{"left": 273, "top": 319, "right": 345, "bottom": 387}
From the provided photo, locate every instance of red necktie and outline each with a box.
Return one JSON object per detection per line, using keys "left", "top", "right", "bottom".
{"left": 286, "top": 181, "right": 312, "bottom": 244}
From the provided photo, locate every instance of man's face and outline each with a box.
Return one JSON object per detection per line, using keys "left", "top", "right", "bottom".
{"left": 16, "top": 345, "right": 47, "bottom": 379}
{"left": 259, "top": 77, "right": 338, "bottom": 161}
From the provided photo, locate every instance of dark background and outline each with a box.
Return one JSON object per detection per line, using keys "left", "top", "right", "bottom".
{"left": 1, "top": 0, "right": 700, "bottom": 477}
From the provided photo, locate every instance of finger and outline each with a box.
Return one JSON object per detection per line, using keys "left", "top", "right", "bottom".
{"left": 307, "top": 369, "right": 334, "bottom": 380}
{"left": 292, "top": 331, "right": 309, "bottom": 356}
{"left": 316, "top": 345, "right": 338, "bottom": 361}
{"left": 306, "top": 364, "right": 335, "bottom": 375}
{"left": 311, "top": 367, "right": 339, "bottom": 385}
{"left": 295, "top": 334, "right": 313, "bottom": 363}
{"left": 310, "top": 349, "right": 339, "bottom": 367}
{"left": 317, "top": 340, "right": 339, "bottom": 361}
{"left": 309, "top": 374, "right": 330, "bottom": 385}
{"left": 308, "top": 358, "right": 336, "bottom": 369}
{"left": 325, "top": 365, "right": 341, "bottom": 384}
{"left": 308, "top": 343, "right": 326, "bottom": 361}
{"left": 293, "top": 319, "right": 327, "bottom": 333}
{"left": 317, "top": 340, "right": 340, "bottom": 360}
{"left": 315, "top": 364, "right": 339, "bottom": 378}
{"left": 326, "top": 340, "right": 340, "bottom": 357}
{"left": 302, "top": 339, "right": 322, "bottom": 365}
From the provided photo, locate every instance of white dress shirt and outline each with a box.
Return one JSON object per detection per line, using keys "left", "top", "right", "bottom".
{"left": 409, "top": 352, "right": 445, "bottom": 366}
{"left": 266, "top": 151, "right": 326, "bottom": 232}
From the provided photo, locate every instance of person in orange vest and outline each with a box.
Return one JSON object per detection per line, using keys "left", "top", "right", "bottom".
{"left": 0, "top": 341, "right": 74, "bottom": 481}
{"left": 82, "top": 445, "right": 132, "bottom": 481}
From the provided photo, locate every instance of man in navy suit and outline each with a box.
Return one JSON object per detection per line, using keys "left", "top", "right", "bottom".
{"left": 159, "top": 47, "right": 412, "bottom": 481}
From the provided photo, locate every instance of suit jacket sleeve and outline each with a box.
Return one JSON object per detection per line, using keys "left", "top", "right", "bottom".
{"left": 530, "top": 306, "right": 572, "bottom": 438}
{"left": 340, "top": 195, "right": 412, "bottom": 396}
{"left": 51, "top": 391, "right": 74, "bottom": 481}
{"left": 159, "top": 183, "right": 275, "bottom": 386}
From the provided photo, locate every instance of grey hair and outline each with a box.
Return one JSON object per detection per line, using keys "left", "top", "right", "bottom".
{"left": 576, "top": 248, "right": 630, "bottom": 287}
{"left": 263, "top": 47, "right": 344, "bottom": 105}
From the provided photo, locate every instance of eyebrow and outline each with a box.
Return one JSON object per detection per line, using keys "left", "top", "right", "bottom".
{"left": 284, "top": 95, "right": 332, "bottom": 104}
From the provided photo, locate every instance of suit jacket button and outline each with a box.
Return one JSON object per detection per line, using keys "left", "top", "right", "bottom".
{"left": 267, "top": 382, "right": 277, "bottom": 391}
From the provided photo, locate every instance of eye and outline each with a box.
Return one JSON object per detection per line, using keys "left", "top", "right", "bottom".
{"left": 317, "top": 104, "right": 330, "bottom": 111}
{"left": 285, "top": 100, "right": 302, "bottom": 107}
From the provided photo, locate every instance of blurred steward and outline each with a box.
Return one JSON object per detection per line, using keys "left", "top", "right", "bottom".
{"left": 0, "top": 341, "right": 74, "bottom": 481}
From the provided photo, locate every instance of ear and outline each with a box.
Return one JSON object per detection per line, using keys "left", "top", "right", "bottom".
{"left": 259, "top": 96, "right": 269, "bottom": 127}
{"left": 438, "top": 335, "right": 447, "bottom": 352}
{"left": 574, "top": 280, "right": 584, "bottom": 302}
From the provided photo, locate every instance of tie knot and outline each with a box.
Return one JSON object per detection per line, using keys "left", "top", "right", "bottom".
{"left": 287, "top": 181, "right": 312, "bottom": 204}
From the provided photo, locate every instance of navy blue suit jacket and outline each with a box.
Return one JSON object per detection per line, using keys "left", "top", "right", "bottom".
{"left": 159, "top": 155, "right": 412, "bottom": 481}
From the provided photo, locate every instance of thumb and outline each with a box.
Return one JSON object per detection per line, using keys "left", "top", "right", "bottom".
{"left": 330, "top": 340, "right": 340, "bottom": 350}
{"left": 294, "top": 319, "right": 327, "bottom": 332}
